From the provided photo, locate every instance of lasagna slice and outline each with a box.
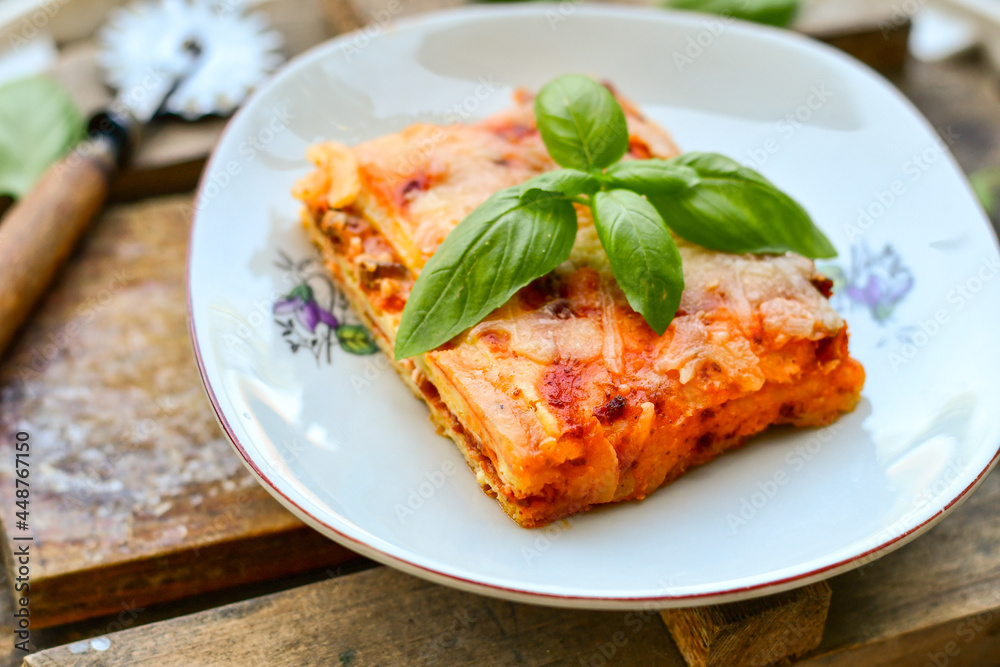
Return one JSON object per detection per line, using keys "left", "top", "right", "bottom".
{"left": 293, "top": 88, "right": 865, "bottom": 528}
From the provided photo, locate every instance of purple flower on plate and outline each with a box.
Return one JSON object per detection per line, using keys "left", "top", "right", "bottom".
{"left": 825, "top": 243, "right": 914, "bottom": 323}
{"left": 274, "top": 284, "right": 339, "bottom": 332}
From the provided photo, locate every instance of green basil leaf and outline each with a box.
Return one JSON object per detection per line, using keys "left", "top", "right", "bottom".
{"left": 534, "top": 75, "right": 629, "bottom": 171}
{"left": 603, "top": 159, "right": 700, "bottom": 194}
{"left": 592, "top": 190, "right": 685, "bottom": 336}
{"left": 0, "top": 76, "right": 84, "bottom": 198}
{"left": 664, "top": 0, "right": 800, "bottom": 27}
{"left": 519, "top": 168, "right": 599, "bottom": 199}
{"left": 649, "top": 152, "right": 836, "bottom": 259}
{"left": 395, "top": 188, "right": 578, "bottom": 359}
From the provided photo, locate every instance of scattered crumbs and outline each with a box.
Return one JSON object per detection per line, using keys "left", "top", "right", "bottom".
{"left": 91, "top": 637, "right": 111, "bottom": 652}
{"left": 152, "top": 501, "right": 172, "bottom": 517}
{"left": 221, "top": 479, "right": 237, "bottom": 492}
{"left": 339, "top": 648, "right": 356, "bottom": 665}
{"left": 189, "top": 493, "right": 204, "bottom": 507}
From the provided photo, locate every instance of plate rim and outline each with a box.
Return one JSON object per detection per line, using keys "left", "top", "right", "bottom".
{"left": 187, "top": 3, "right": 1000, "bottom": 609}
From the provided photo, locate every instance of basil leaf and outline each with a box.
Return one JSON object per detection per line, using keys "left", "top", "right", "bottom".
{"left": 0, "top": 76, "right": 84, "bottom": 198}
{"left": 649, "top": 152, "right": 836, "bottom": 259}
{"left": 395, "top": 188, "right": 578, "bottom": 359}
{"left": 534, "top": 75, "right": 629, "bottom": 171}
{"left": 519, "top": 168, "right": 599, "bottom": 199}
{"left": 665, "top": 0, "right": 800, "bottom": 27}
{"left": 603, "top": 160, "right": 700, "bottom": 195}
{"left": 592, "top": 190, "right": 685, "bottom": 336}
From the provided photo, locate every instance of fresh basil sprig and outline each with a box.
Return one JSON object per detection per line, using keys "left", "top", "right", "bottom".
{"left": 394, "top": 75, "right": 835, "bottom": 359}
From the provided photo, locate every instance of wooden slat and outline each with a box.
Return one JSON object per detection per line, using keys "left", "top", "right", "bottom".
{"left": 22, "top": 467, "right": 1000, "bottom": 666}
{"left": 0, "top": 194, "right": 355, "bottom": 629}
{"left": 23, "top": 566, "right": 684, "bottom": 666}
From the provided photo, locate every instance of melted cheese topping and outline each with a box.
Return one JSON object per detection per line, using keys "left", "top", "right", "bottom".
{"left": 295, "top": 85, "right": 863, "bottom": 527}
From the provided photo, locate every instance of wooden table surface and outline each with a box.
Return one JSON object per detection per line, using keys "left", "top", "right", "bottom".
{"left": 1, "top": 0, "right": 999, "bottom": 665}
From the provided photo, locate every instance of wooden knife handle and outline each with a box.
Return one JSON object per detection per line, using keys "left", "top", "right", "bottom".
{"left": 0, "top": 137, "right": 117, "bottom": 357}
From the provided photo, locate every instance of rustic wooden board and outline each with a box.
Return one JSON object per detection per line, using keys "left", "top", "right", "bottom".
{"left": 0, "top": 194, "right": 355, "bottom": 630}
{"left": 22, "top": 566, "right": 685, "bottom": 666}
{"left": 22, "top": 466, "right": 1000, "bottom": 666}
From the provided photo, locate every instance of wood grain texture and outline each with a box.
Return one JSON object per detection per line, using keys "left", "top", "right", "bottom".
{"left": 0, "top": 143, "right": 112, "bottom": 357}
{"left": 22, "top": 566, "right": 684, "bottom": 666}
{"left": 0, "top": 194, "right": 355, "bottom": 629}
{"left": 661, "top": 583, "right": 831, "bottom": 667}
{"left": 21, "top": 468, "right": 1000, "bottom": 666}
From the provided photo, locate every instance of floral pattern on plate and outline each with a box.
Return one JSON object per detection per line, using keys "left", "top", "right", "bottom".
{"left": 273, "top": 250, "right": 378, "bottom": 362}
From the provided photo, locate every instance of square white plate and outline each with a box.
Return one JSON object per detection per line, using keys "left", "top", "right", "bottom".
{"left": 188, "top": 5, "right": 1000, "bottom": 608}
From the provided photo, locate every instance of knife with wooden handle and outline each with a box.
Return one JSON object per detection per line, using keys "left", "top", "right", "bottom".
{"left": 0, "top": 33, "right": 200, "bottom": 360}
{"left": 0, "top": 120, "right": 128, "bottom": 358}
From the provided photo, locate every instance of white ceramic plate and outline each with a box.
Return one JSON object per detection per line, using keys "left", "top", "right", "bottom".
{"left": 188, "top": 5, "right": 1000, "bottom": 608}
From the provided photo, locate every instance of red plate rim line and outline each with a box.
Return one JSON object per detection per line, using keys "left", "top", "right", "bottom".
{"left": 184, "top": 4, "right": 1000, "bottom": 607}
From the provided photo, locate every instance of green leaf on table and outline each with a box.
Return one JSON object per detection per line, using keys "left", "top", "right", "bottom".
{"left": 395, "top": 188, "right": 578, "bottom": 359}
{"left": 648, "top": 152, "right": 836, "bottom": 259}
{"left": 534, "top": 75, "right": 629, "bottom": 171}
{"left": 970, "top": 167, "right": 1000, "bottom": 217}
{"left": 0, "top": 76, "right": 84, "bottom": 198}
{"left": 592, "top": 189, "right": 685, "bottom": 335}
{"left": 664, "top": 0, "right": 800, "bottom": 27}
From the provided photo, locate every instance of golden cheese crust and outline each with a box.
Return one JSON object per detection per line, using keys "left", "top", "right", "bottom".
{"left": 294, "top": 86, "right": 865, "bottom": 528}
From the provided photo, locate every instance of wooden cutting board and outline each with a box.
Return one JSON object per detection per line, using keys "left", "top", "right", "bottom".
{"left": 0, "top": 194, "right": 355, "bottom": 629}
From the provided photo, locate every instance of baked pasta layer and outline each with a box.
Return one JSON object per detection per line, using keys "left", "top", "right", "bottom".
{"left": 293, "top": 87, "right": 865, "bottom": 528}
